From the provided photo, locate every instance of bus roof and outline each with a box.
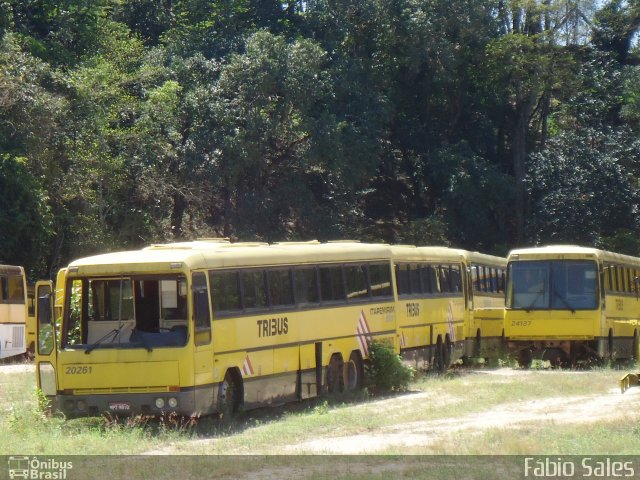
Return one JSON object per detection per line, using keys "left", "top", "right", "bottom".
{"left": 390, "top": 246, "right": 505, "bottom": 265}
{"left": 67, "top": 241, "right": 395, "bottom": 275}
{"left": 508, "top": 245, "right": 640, "bottom": 266}
{"left": 0, "top": 265, "right": 24, "bottom": 275}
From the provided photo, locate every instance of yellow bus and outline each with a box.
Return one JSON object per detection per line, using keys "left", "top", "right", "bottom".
{"left": 0, "top": 265, "right": 28, "bottom": 360}
{"left": 35, "top": 240, "right": 398, "bottom": 417}
{"left": 392, "top": 247, "right": 506, "bottom": 370}
{"left": 505, "top": 245, "right": 640, "bottom": 367}
{"left": 26, "top": 284, "right": 36, "bottom": 357}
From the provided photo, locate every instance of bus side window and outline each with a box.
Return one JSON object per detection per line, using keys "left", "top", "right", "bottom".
{"left": 344, "top": 264, "right": 369, "bottom": 301}
{"left": 395, "top": 264, "right": 409, "bottom": 296}
{"left": 0, "top": 276, "right": 6, "bottom": 302}
{"left": 8, "top": 275, "right": 24, "bottom": 303}
{"left": 450, "top": 265, "right": 462, "bottom": 293}
{"left": 409, "top": 264, "right": 422, "bottom": 294}
{"left": 319, "top": 266, "right": 345, "bottom": 303}
{"left": 242, "top": 270, "right": 267, "bottom": 310}
{"left": 422, "top": 265, "right": 438, "bottom": 294}
{"left": 268, "top": 269, "right": 294, "bottom": 306}
{"left": 193, "top": 272, "right": 211, "bottom": 346}
{"left": 210, "top": 271, "right": 241, "bottom": 315}
{"left": 369, "top": 263, "right": 392, "bottom": 298}
{"left": 293, "top": 268, "right": 319, "bottom": 305}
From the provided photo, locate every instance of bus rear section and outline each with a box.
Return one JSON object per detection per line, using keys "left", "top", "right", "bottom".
{"left": 393, "top": 247, "right": 466, "bottom": 372}
{"left": 504, "top": 247, "right": 633, "bottom": 367}
{"left": 0, "top": 265, "right": 27, "bottom": 360}
{"left": 463, "top": 255, "right": 507, "bottom": 363}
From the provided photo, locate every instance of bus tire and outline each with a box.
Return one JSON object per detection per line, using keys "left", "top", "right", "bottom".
{"left": 443, "top": 335, "right": 452, "bottom": 369}
{"left": 218, "top": 370, "right": 240, "bottom": 422}
{"left": 518, "top": 348, "right": 533, "bottom": 369}
{"left": 343, "top": 351, "right": 364, "bottom": 391}
{"left": 475, "top": 330, "right": 482, "bottom": 358}
{"left": 326, "top": 354, "right": 343, "bottom": 394}
{"left": 433, "top": 337, "right": 446, "bottom": 373}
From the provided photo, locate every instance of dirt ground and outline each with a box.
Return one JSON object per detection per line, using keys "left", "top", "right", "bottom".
{"left": 285, "top": 369, "right": 637, "bottom": 454}
{"left": 4, "top": 363, "right": 637, "bottom": 455}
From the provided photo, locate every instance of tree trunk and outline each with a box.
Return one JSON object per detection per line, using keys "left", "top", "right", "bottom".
{"left": 512, "top": 90, "right": 540, "bottom": 244}
{"left": 171, "top": 192, "right": 186, "bottom": 240}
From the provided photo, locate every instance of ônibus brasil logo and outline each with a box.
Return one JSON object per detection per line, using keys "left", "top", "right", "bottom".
{"left": 7, "top": 457, "right": 73, "bottom": 479}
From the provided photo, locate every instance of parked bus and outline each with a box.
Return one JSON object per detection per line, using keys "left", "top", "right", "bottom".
{"left": 0, "top": 265, "right": 27, "bottom": 360}
{"left": 393, "top": 247, "right": 506, "bottom": 370}
{"left": 26, "top": 285, "right": 36, "bottom": 357}
{"left": 505, "top": 245, "right": 640, "bottom": 367}
{"left": 35, "top": 240, "right": 398, "bottom": 417}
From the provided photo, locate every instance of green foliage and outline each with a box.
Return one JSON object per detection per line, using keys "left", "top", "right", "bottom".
{"left": 1, "top": 0, "right": 640, "bottom": 272}
{"left": 366, "top": 340, "right": 415, "bottom": 392}
{"left": 526, "top": 127, "right": 640, "bottom": 245}
{"left": 0, "top": 155, "right": 52, "bottom": 271}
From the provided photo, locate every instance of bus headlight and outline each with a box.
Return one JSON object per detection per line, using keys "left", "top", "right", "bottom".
{"left": 167, "top": 397, "right": 178, "bottom": 409}
{"left": 76, "top": 400, "right": 87, "bottom": 412}
{"left": 155, "top": 398, "right": 165, "bottom": 409}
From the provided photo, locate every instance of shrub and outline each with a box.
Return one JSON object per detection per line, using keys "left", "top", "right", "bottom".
{"left": 366, "top": 340, "right": 415, "bottom": 392}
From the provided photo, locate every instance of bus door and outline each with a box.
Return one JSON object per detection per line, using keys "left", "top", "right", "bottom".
{"left": 34, "top": 281, "right": 58, "bottom": 399}
{"left": 192, "top": 272, "right": 213, "bottom": 388}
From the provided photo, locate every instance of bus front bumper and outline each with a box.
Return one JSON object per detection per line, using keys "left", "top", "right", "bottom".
{"left": 50, "top": 386, "right": 216, "bottom": 417}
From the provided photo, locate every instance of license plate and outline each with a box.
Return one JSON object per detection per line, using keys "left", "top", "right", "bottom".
{"left": 109, "top": 402, "right": 131, "bottom": 412}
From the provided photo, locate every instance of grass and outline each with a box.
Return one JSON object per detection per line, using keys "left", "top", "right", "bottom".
{"left": 1, "top": 365, "right": 639, "bottom": 458}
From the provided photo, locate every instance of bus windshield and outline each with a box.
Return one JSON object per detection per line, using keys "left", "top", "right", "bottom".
{"left": 507, "top": 260, "right": 598, "bottom": 310}
{"left": 62, "top": 275, "right": 189, "bottom": 350}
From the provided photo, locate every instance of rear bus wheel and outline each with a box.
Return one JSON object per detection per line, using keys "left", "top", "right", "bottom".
{"left": 433, "top": 338, "right": 446, "bottom": 373}
{"left": 326, "top": 355, "right": 343, "bottom": 394}
{"left": 343, "top": 352, "right": 364, "bottom": 391}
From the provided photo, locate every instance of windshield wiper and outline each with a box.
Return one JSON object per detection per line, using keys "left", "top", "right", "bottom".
{"left": 525, "top": 291, "right": 543, "bottom": 312}
{"left": 552, "top": 289, "right": 576, "bottom": 313}
{"left": 85, "top": 323, "right": 127, "bottom": 354}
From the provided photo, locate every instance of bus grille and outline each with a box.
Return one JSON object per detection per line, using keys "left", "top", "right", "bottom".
{"left": 12, "top": 326, "right": 24, "bottom": 349}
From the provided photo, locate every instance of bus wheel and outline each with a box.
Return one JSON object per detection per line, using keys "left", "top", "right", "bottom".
{"left": 343, "top": 351, "right": 364, "bottom": 392}
{"left": 218, "top": 371, "right": 239, "bottom": 421}
{"left": 443, "top": 336, "right": 452, "bottom": 369}
{"left": 433, "top": 338, "right": 446, "bottom": 373}
{"left": 326, "top": 355, "right": 343, "bottom": 393}
{"left": 475, "top": 330, "right": 482, "bottom": 358}
{"left": 518, "top": 348, "right": 533, "bottom": 369}
{"left": 542, "top": 348, "right": 567, "bottom": 368}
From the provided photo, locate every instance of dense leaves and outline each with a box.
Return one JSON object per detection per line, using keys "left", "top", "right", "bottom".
{"left": 1, "top": 0, "right": 639, "bottom": 278}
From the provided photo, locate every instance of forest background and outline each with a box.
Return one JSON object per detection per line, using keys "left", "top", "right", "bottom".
{"left": 1, "top": 0, "right": 640, "bottom": 280}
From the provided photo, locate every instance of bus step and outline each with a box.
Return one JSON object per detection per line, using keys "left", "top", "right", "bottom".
{"left": 620, "top": 373, "right": 640, "bottom": 394}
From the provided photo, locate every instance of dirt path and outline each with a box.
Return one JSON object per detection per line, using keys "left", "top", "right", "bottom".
{"left": 285, "top": 371, "right": 638, "bottom": 454}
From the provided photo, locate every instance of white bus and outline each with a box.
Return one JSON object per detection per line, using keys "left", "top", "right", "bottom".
{"left": 0, "top": 265, "right": 27, "bottom": 360}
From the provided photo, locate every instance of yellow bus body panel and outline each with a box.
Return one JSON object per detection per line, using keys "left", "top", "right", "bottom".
{"left": 505, "top": 309, "right": 599, "bottom": 340}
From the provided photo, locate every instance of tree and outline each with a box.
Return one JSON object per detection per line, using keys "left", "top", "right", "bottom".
{"left": 526, "top": 127, "right": 640, "bottom": 245}
{"left": 189, "top": 30, "right": 341, "bottom": 239}
{"left": 0, "top": 155, "right": 51, "bottom": 276}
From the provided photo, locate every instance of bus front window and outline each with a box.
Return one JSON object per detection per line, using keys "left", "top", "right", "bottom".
{"left": 63, "top": 275, "right": 188, "bottom": 349}
{"left": 508, "top": 261, "right": 598, "bottom": 311}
